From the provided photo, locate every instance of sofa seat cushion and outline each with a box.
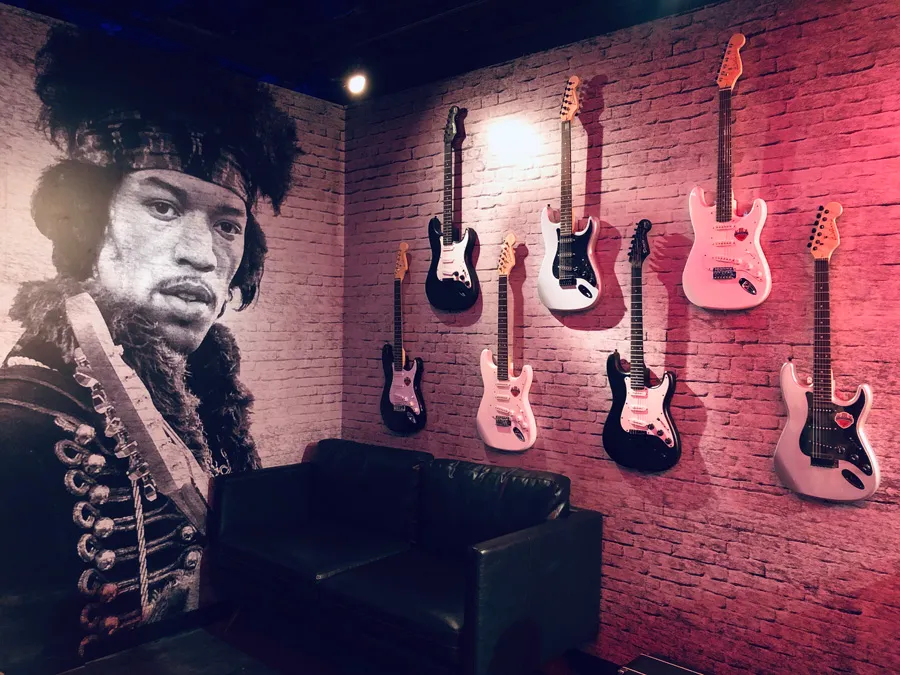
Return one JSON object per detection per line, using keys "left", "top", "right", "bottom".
{"left": 216, "top": 520, "right": 409, "bottom": 599}
{"left": 319, "top": 549, "right": 465, "bottom": 665}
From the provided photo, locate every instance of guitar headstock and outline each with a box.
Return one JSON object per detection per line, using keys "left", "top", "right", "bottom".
{"left": 497, "top": 234, "right": 517, "bottom": 276}
{"left": 559, "top": 76, "right": 582, "bottom": 122}
{"left": 809, "top": 202, "right": 843, "bottom": 260}
{"left": 394, "top": 242, "right": 410, "bottom": 280}
{"left": 444, "top": 106, "right": 466, "bottom": 148}
{"left": 716, "top": 33, "right": 746, "bottom": 90}
{"left": 628, "top": 219, "right": 652, "bottom": 267}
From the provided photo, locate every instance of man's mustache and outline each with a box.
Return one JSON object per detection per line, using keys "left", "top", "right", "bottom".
{"left": 156, "top": 277, "right": 217, "bottom": 307}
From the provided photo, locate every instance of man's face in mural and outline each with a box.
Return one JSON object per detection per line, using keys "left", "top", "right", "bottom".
{"left": 94, "top": 169, "right": 247, "bottom": 354}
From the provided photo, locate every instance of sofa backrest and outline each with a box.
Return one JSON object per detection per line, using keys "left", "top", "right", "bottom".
{"left": 419, "top": 459, "right": 570, "bottom": 557}
{"left": 307, "top": 439, "right": 433, "bottom": 541}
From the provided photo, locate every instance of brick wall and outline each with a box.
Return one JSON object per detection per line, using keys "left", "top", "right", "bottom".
{"left": 342, "top": 0, "right": 900, "bottom": 672}
{"left": 0, "top": 5, "right": 345, "bottom": 466}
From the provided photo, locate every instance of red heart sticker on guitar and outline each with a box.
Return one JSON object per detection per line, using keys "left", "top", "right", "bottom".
{"left": 834, "top": 412, "right": 853, "bottom": 429}
{"left": 734, "top": 228, "right": 749, "bottom": 241}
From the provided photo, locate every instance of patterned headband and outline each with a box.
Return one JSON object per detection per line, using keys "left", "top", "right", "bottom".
{"left": 71, "top": 112, "right": 251, "bottom": 204}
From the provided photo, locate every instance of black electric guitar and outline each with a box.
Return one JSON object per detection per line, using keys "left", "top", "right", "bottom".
{"left": 381, "top": 243, "right": 426, "bottom": 433}
{"left": 425, "top": 106, "right": 479, "bottom": 311}
{"left": 603, "top": 220, "right": 681, "bottom": 471}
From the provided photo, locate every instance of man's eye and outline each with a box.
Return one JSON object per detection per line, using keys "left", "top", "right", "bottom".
{"left": 216, "top": 221, "right": 243, "bottom": 236}
{"left": 147, "top": 200, "right": 179, "bottom": 219}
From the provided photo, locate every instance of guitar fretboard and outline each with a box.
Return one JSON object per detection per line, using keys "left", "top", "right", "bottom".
{"left": 393, "top": 279, "right": 403, "bottom": 371}
{"left": 559, "top": 120, "right": 574, "bottom": 284}
{"left": 813, "top": 258, "right": 833, "bottom": 407}
{"left": 630, "top": 264, "right": 646, "bottom": 390}
{"left": 497, "top": 276, "right": 509, "bottom": 381}
{"left": 442, "top": 141, "right": 454, "bottom": 245}
{"left": 716, "top": 89, "right": 733, "bottom": 223}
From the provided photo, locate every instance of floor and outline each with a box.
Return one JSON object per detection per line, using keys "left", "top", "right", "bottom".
{"left": 64, "top": 609, "right": 620, "bottom": 675}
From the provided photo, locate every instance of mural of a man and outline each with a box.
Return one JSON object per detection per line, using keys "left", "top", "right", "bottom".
{"left": 0, "top": 25, "right": 298, "bottom": 674}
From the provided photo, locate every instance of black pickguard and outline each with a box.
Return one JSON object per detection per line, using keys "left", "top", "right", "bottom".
{"left": 799, "top": 391, "right": 873, "bottom": 476}
{"left": 380, "top": 344, "right": 426, "bottom": 434}
{"left": 425, "top": 217, "right": 479, "bottom": 311}
{"left": 551, "top": 220, "right": 597, "bottom": 287}
{"left": 602, "top": 352, "right": 681, "bottom": 472}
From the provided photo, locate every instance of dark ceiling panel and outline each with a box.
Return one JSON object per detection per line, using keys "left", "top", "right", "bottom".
{"left": 6, "top": 0, "right": 720, "bottom": 102}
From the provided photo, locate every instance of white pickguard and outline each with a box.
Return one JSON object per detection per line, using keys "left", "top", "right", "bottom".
{"left": 774, "top": 361, "right": 880, "bottom": 501}
{"left": 476, "top": 349, "right": 537, "bottom": 451}
{"left": 619, "top": 374, "right": 676, "bottom": 447}
{"left": 389, "top": 361, "right": 421, "bottom": 415}
{"left": 537, "top": 206, "right": 600, "bottom": 312}
{"left": 683, "top": 187, "right": 771, "bottom": 310}
{"left": 436, "top": 229, "right": 474, "bottom": 288}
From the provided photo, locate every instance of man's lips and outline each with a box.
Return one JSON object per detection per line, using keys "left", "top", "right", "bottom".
{"left": 157, "top": 280, "right": 215, "bottom": 307}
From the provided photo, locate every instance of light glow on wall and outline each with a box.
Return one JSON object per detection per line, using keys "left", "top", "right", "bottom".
{"left": 485, "top": 117, "right": 540, "bottom": 168}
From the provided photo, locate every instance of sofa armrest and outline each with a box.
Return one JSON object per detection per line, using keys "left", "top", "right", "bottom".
{"left": 209, "top": 463, "right": 313, "bottom": 544}
{"left": 464, "top": 508, "right": 603, "bottom": 675}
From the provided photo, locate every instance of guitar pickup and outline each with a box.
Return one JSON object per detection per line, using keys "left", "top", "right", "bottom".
{"left": 713, "top": 266, "right": 736, "bottom": 279}
{"left": 494, "top": 394, "right": 510, "bottom": 402}
{"left": 495, "top": 416, "right": 512, "bottom": 427}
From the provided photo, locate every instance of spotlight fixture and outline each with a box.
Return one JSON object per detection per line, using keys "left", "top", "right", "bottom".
{"left": 347, "top": 73, "right": 367, "bottom": 95}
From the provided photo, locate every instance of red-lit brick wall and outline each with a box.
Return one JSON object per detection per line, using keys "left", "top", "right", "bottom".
{"left": 342, "top": 0, "right": 900, "bottom": 672}
{"left": 0, "top": 5, "right": 345, "bottom": 466}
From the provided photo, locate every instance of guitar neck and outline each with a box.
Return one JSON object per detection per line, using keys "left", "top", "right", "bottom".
{"left": 498, "top": 276, "right": 509, "bottom": 381}
{"left": 813, "top": 259, "right": 833, "bottom": 403}
{"left": 630, "top": 265, "right": 646, "bottom": 389}
{"left": 393, "top": 279, "right": 403, "bottom": 370}
{"left": 559, "top": 120, "right": 574, "bottom": 283}
{"left": 442, "top": 141, "right": 454, "bottom": 245}
{"left": 716, "top": 89, "right": 733, "bottom": 223}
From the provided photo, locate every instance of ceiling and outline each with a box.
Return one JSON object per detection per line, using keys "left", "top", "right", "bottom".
{"left": 8, "top": 0, "right": 718, "bottom": 103}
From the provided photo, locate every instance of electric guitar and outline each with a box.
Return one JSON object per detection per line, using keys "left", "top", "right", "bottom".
{"left": 381, "top": 243, "right": 426, "bottom": 433}
{"left": 682, "top": 33, "right": 772, "bottom": 310}
{"left": 774, "top": 203, "right": 879, "bottom": 501}
{"left": 65, "top": 293, "right": 210, "bottom": 534}
{"left": 538, "top": 76, "right": 600, "bottom": 312}
{"left": 603, "top": 220, "right": 681, "bottom": 472}
{"left": 425, "top": 106, "right": 479, "bottom": 311}
{"left": 476, "top": 234, "right": 536, "bottom": 451}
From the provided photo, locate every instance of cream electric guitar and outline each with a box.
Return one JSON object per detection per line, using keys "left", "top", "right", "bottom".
{"left": 476, "top": 234, "right": 536, "bottom": 451}
{"left": 683, "top": 34, "right": 771, "bottom": 310}
{"left": 538, "top": 76, "right": 600, "bottom": 312}
{"left": 774, "top": 203, "right": 879, "bottom": 501}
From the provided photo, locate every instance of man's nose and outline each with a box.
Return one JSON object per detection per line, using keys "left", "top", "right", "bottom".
{"left": 173, "top": 211, "right": 217, "bottom": 272}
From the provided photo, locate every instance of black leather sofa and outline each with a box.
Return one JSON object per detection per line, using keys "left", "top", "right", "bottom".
{"left": 209, "top": 439, "right": 603, "bottom": 675}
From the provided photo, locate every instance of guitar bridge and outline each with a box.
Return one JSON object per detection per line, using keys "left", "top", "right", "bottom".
{"left": 393, "top": 404, "right": 406, "bottom": 413}
{"left": 495, "top": 416, "right": 512, "bottom": 427}
{"left": 713, "top": 266, "right": 736, "bottom": 279}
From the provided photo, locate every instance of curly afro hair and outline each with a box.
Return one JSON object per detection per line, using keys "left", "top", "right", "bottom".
{"left": 29, "top": 25, "right": 300, "bottom": 309}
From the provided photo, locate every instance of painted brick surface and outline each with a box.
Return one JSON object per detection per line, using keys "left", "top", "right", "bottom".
{"left": 0, "top": 5, "right": 345, "bottom": 466}
{"left": 342, "top": 0, "right": 900, "bottom": 672}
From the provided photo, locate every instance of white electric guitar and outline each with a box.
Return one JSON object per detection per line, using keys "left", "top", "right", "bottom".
{"left": 538, "top": 75, "right": 600, "bottom": 312}
{"left": 683, "top": 33, "right": 771, "bottom": 310}
{"left": 476, "top": 234, "right": 537, "bottom": 451}
{"left": 774, "top": 203, "right": 879, "bottom": 501}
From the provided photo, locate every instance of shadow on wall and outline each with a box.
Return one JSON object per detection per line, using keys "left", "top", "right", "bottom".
{"left": 556, "top": 74, "right": 626, "bottom": 332}
{"left": 617, "top": 229, "right": 712, "bottom": 510}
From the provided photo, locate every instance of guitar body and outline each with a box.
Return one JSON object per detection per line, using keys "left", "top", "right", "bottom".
{"left": 425, "top": 216, "right": 479, "bottom": 311}
{"left": 476, "top": 348, "right": 536, "bottom": 452}
{"left": 602, "top": 351, "right": 680, "bottom": 471}
{"left": 774, "top": 361, "right": 879, "bottom": 501}
{"left": 683, "top": 187, "right": 771, "bottom": 310}
{"left": 380, "top": 344, "right": 426, "bottom": 434}
{"left": 538, "top": 206, "right": 600, "bottom": 312}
